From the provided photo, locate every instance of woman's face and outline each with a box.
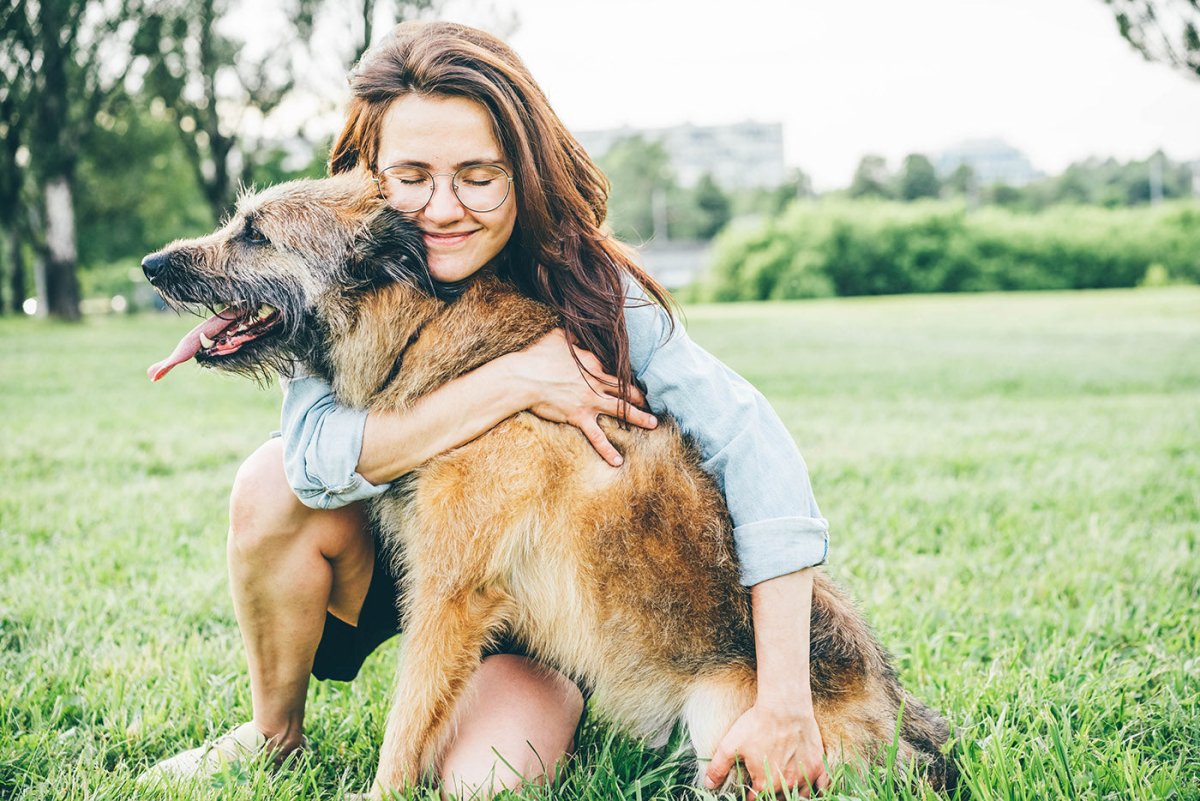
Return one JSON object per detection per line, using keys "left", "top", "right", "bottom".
{"left": 376, "top": 94, "right": 518, "bottom": 283}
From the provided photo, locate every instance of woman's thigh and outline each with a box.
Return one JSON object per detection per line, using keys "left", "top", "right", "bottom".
{"left": 439, "top": 654, "right": 584, "bottom": 797}
{"left": 229, "top": 437, "right": 374, "bottom": 625}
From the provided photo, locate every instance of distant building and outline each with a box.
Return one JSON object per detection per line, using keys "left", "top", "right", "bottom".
{"left": 634, "top": 241, "right": 712, "bottom": 289}
{"left": 934, "top": 139, "right": 1041, "bottom": 187}
{"left": 575, "top": 121, "right": 786, "bottom": 190}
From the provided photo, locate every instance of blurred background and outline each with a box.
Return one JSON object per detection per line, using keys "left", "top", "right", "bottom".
{"left": 1, "top": 0, "right": 1198, "bottom": 319}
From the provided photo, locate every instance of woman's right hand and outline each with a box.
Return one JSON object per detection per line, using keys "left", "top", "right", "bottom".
{"left": 505, "top": 329, "right": 658, "bottom": 467}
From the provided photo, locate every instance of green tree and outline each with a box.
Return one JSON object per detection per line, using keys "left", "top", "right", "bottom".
{"left": 74, "top": 103, "right": 213, "bottom": 267}
{"left": 943, "top": 163, "right": 979, "bottom": 204}
{"left": 691, "top": 174, "right": 733, "bottom": 239}
{"left": 849, "top": 154, "right": 892, "bottom": 199}
{"left": 137, "top": 0, "right": 438, "bottom": 220}
{"left": 2, "top": 0, "right": 138, "bottom": 320}
{"left": 668, "top": 173, "right": 732, "bottom": 241}
{"left": 596, "top": 135, "right": 674, "bottom": 243}
{"left": 898, "top": 153, "right": 941, "bottom": 200}
{"left": 1102, "top": 0, "right": 1200, "bottom": 79}
{"left": 987, "top": 183, "right": 1025, "bottom": 207}
{"left": 0, "top": 4, "right": 34, "bottom": 314}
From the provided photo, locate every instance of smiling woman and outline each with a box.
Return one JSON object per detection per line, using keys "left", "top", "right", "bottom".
{"left": 136, "top": 19, "right": 835, "bottom": 801}
{"left": 373, "top": 94, "right": 518, "bottom": 283}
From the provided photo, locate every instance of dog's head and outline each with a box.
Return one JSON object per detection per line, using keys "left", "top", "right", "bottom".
{"left": 143, "top": 170, "right": 429, "bottom": 381}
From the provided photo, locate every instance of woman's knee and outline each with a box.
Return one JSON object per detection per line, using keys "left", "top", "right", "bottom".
{"left": 227, "top": 439, "right": 312, "bottom": 560}
{"left": 439, "top": 655, "right": 584, "bottom": 796}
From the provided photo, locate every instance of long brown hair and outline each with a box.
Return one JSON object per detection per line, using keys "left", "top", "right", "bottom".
{"left": 329, "top": 20, "right": 674, "bottom": 405}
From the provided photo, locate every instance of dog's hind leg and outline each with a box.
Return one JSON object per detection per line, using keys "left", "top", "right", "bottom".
{"left": 371, "top": 582, "right": 515, "bottom": 797}
{"left": 680, "top": 665, "right": 757, "bottom": 790}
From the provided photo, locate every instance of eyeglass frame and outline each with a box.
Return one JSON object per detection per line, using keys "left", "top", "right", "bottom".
{"left": 372, "top": 163, "right": 515, "bottom": 214}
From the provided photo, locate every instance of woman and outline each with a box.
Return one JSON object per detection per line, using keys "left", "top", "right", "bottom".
{"left": 140, "top": 20, "right": 831, "bottom": 799}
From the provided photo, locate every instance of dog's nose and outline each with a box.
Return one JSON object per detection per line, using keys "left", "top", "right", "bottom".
{"left": 141, "top": 252, "right": 170, "bottom": 283}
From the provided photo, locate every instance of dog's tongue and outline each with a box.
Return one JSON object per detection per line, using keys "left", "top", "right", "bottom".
{"left": 147, "top": 311, "right": 238, "bottom": 382}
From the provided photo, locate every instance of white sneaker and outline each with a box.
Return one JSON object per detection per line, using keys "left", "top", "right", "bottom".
{"left": 137, "top": 722, "right": 290, "bottom": 785}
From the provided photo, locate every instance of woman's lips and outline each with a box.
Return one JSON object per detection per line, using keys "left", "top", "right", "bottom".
{"left": 422, "top": 230, "right": 477, "bottom": 248}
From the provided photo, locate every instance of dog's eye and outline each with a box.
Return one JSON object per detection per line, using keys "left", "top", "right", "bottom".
{"left": 242, "top": 218, "right": 270, "bottom": 246}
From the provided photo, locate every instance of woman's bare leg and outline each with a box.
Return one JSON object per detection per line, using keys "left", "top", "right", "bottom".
{"left": 438, "top": 654, "right": 584, "bottom": 799}
{"left": 226, "top": 438, "right": 374, "bottom": 754}
{"left": 226, "top": 440, "right": 581, "bottom": 794}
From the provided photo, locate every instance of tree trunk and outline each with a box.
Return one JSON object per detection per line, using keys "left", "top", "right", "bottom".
{"left": 7, "top": 228, "right": 26, "bottom": 314}
{"left": 40, "top": 174, "right": 80, "bottom": 321}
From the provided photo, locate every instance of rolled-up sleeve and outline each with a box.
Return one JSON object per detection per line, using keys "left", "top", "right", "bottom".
{"left": 279, "top": 366, "right": 392, "bottom": 510}
{"left": 624, "top": 284, "right": 829, "bottom": 586}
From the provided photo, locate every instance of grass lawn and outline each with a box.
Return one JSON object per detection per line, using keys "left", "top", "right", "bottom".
{"left": 1, "top": 286, "right": 1197, "bottom": 800}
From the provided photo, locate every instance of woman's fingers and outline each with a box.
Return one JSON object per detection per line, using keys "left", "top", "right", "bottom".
{"left": 605, "top": 396, "right": 657, "bottom": 430}
{"left": 577, "top": 416, "right": 624, "bottom": 467}
{"left": 582, "top": 367, "right": 650, "bottom": 412}
{"left": 572, "top": 345, "right": 649, "bottom": 406}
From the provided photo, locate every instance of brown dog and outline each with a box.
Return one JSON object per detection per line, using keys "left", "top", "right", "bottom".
{"left": 142, "top": 170, "right": 956, "bottom": 795}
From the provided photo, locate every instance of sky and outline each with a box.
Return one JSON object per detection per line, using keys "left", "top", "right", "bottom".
{"left": 488, "top": 0, "right": 1200, "bottom": 189}
{"left": 244, "top": 0, "right": 1200, "bottom": 190}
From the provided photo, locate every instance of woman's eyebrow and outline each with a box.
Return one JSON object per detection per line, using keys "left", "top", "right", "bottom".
{"left": 387, "top": 158, "right": 506, "bottom": 169}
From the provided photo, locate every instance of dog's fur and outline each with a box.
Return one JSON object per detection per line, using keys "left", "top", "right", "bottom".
{"left": 144, "top": 171, "right": 956, "bottom": 794}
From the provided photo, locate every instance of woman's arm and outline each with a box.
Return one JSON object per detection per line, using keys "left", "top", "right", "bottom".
{"left": 621, "top": 282, "right": 829, "bottom": 796}
{"left": 280, "top": 336, "right": 656, "bottom": 510}
{"left": 359, "top": 331, "right": 656, "bottom": 482}
{"left": 623, "top": 283, "right": 829, "bottom": 585}
{"left": 704, "top": 570, "right": 830, "bottom": 797}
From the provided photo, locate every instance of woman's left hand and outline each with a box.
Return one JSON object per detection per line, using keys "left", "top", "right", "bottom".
{"left": 704, "top": 703, "right": 829, "bottom": 798}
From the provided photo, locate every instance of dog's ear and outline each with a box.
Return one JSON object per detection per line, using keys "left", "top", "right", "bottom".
{"left": 351, "top": 205, "right": 434, "bottom": 294}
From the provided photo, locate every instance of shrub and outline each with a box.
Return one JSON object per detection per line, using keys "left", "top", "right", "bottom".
{"left": 698, "top": 199, "right": 1200, "bottom": 300}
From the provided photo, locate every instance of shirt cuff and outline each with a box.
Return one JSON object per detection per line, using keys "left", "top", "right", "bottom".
{"left": 293, "top": 469, "right": 391, "bottom": 510}
{"left": 733, "top": 516, "right": 829, "bottom": 586}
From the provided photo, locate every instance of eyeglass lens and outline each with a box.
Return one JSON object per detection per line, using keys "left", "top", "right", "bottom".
{"left": 379, "top": 165, "right": 511, "bottom": 213}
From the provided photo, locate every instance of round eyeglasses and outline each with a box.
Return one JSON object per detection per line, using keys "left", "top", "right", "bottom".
{"left": 374, "top": 163, "right": 514, "bottom": 214}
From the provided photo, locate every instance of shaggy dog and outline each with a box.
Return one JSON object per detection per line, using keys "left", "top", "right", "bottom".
{"left": 142, "top": 170, "right": 956, "bottom": 795}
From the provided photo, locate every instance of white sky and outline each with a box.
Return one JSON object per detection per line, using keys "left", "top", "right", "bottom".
{"left": 253, "top": 0, "right": 1200, "bottom": 190}
{"left": 488, "top": 0, "right": 1200, "bottom": 188}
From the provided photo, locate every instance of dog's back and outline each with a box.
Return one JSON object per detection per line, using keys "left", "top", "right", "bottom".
{"left": 351, "top": 276, "right": 956, "bottom": 790}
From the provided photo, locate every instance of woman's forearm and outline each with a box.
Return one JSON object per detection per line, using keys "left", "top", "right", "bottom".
{"left": 357, "top": 354, "right": 532, "bottom": 485}
{"left": 751, "top": 567, "right": 816, "bottom": 712}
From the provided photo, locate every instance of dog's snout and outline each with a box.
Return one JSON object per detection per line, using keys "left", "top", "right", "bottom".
{"left": 141, "top": 252, "right": 171, "bottom": 283}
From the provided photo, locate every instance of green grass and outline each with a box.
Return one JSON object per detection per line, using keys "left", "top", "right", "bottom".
{"left": 1, "top": 287, "right": 1198, "bottom": 800}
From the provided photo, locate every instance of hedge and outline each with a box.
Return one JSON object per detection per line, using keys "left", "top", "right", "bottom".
{"left": 698, "top": 200, "right": 1200, "bottom": 300}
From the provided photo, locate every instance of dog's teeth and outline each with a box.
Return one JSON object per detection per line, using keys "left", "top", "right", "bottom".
{"left": 258, "top": 304, "right": 275, "bottom": 319}
{"left": 199, "top": 333, "right": 215, "bottom": 349}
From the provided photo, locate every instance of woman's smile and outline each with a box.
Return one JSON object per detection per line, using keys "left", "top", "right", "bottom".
{"left": 422, "top": 228, "right": 479, "bottom": 249}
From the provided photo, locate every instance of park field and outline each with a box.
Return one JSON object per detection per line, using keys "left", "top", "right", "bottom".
{"left": 1, "top": 287, "right": 1197, "bottom": 800}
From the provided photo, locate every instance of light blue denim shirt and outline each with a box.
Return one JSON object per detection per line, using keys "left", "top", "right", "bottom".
{"left": 279, "top": 282, "right": 829, "bottom": 586}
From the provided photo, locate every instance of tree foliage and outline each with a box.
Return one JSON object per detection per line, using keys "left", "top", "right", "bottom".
{"left": 0, "top": 0, "right": 141, "bottom": 319}
{"left": 135, "top": 0, "right": 439, "bottom": 220}
{"left": 0, "top": 2, "right": 34, "bottom": 313}
{"left": 898, "top": 154, "right": 941, "bottom": 200}
{"left": 596, "top": 136, "right": 674, "bottom": 243}
{"left": 849, "top": 154, "right": 892, "bottom": 199}
{"left": 1102, "top": 0, "right": 1200, "bottom": 79}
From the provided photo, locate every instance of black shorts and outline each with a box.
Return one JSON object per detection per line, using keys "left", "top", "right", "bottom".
{"left": 311, "top": 543, "right": 403, "bottom": 682}
{"left": 310, "top": 543, "right": 534, "bottom": 682}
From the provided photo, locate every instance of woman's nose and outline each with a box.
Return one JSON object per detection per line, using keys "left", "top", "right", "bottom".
{"left": 423, "top": 179, "right": 466, "bottom": 224}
